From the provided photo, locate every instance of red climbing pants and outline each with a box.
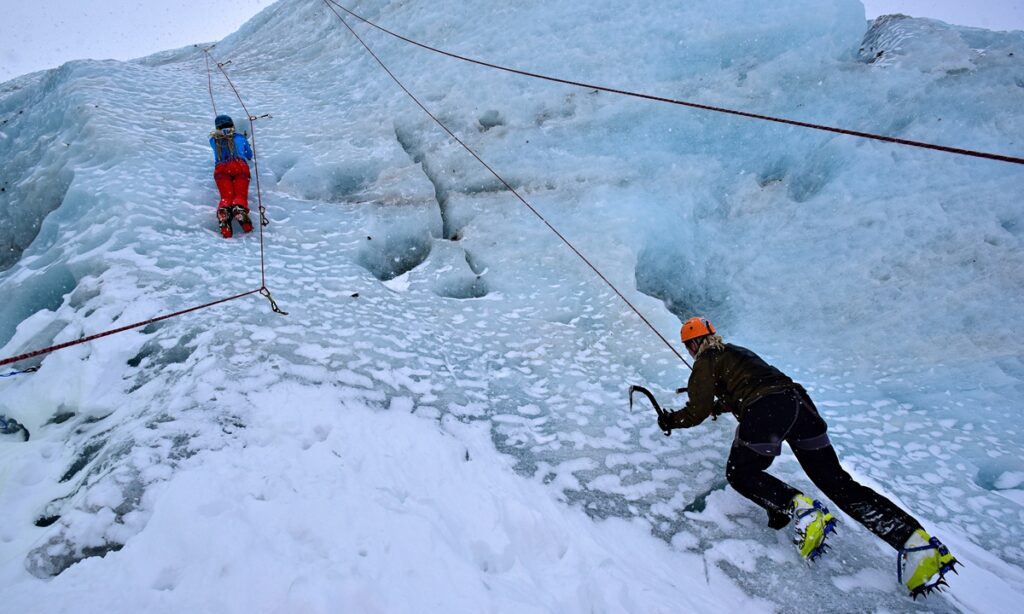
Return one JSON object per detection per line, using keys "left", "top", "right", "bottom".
{"left": 214, "top": 159, "right": 251, "bottom": 212}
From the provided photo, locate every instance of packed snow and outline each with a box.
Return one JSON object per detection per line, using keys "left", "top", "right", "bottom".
{"left": 1, "top": 1, "right": 1023, "bottom": 612}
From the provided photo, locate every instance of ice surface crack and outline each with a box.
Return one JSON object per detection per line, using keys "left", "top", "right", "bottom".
{"left": 394, "top": 124, "right": 456, "bottom": 240}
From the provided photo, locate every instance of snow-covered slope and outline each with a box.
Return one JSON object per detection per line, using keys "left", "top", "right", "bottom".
{"left": 1, "top": 1, "right": 1023, "bottom": 611}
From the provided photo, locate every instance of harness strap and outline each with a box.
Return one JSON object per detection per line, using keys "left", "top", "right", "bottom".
{"left": 212, "top": 131, "right": 239, "bottom": 162}
{"left": 789, "top": 431, "right": 832, "bottom": 451}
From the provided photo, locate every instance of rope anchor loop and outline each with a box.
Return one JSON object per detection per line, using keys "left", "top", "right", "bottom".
{"left": 259, "top": 287, "right": 288, "bottom": 315}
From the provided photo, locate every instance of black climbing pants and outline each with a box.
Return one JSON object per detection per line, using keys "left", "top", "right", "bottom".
{"left": 725, "top": 388, "right": 921, "bottom": 550}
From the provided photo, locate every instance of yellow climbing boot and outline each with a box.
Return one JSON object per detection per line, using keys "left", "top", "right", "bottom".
{"left": 899, "top": 529, "right": 960, "bottom": 599}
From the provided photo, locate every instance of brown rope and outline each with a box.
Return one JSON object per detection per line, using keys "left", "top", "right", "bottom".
{"left": 324, "top": 0, "right": 1024, "bottom": 166}
{"left": 207, "top": 50, "right": 274, "bottom": 286}
{"left": 203, "top": 46, "right": 219, "bottom": 116}
{"left": 322, "top": 0, "right": 690, "bottom": 367}
{"left": 0, "top": 53, "right": 288, "bottom": 369}
{"left": 0, "top": 289, "right": 262, "bottom": 368}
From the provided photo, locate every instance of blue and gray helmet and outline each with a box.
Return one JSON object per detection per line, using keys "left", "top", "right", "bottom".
{"left": 214, "top": 114, "right": 234, "bottom": 129}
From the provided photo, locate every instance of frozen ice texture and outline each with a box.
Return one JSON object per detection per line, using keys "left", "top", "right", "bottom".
{"left": 1, "top": 1, "right": 1022, "bottom": 611}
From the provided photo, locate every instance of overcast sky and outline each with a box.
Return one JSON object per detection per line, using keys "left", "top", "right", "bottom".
{"left": 1, "top": 1, "right": 1023, "bottom": 82}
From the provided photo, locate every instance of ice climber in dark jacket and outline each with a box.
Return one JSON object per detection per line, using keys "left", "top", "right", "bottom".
{"left": 659, "top": 317, "right": 959, "bottom": 599}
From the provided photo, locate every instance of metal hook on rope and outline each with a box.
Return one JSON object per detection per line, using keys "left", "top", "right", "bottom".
{"left": 258, "top": 205, "right": 270, "bottom": 227}
{"left": 249, "top": 113, "right": 273, "bottom": 121}
{"left": 259, "top": 287, "right": 288, "bottom": 315}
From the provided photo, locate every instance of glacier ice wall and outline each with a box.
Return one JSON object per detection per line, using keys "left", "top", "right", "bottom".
{"left": 1, "top": 1, "right": 1022, "bottom": 611}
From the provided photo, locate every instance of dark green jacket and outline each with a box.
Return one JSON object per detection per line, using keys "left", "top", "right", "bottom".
{"left": 664, "top": 343, "right": 798, "bottom": 429}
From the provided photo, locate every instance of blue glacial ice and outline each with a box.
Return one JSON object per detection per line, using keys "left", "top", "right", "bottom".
{"left": 1, "top": 1, "right": 1023, "bottom": 612}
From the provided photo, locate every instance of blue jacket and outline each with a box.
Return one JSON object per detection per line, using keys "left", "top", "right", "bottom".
{"left": 209, "top": 131, "right": 254, "bottom": 165}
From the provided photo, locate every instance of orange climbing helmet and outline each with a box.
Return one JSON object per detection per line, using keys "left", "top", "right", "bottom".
{"left": 680, "top": 317, "right": 716, "bottom": 343}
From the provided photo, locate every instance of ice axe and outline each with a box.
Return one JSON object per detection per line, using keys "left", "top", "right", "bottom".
{"left": 629, "top": 385, "right": 685, "bottom": 436}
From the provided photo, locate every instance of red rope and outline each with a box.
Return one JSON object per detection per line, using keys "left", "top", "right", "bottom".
{"left": 203, "top": 48, "right": 219, "bottom": 116}
{"left": 325, "top": 0, "right": 1024, "bottom": 167}
{"left": 322, "top": 1, "right": 690, "bottom": 367}
{"left": 0, "top": 54, "right": 287, "bottom": 369}
{"left": 0, "top": 289, "right": 262, "bottom": 368}
{"left": 206, "top": 50, "right": 272, "bottom": 288}
{"left": 205, "top": 51, "right": 286, "bottom": 315}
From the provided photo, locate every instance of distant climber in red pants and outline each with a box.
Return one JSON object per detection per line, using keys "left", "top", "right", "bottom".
{"left": 210, "top": 114, "right": 254, "bottom": 238}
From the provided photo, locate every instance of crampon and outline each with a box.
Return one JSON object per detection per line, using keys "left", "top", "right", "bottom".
{"left": 792, "top": 495, "right": 837, "bottom": 561}
{"left": 233, "top": 206, "right": 253, "bottom": 233}
{"left": 899, "top": 530, "right": 960, "bottom": 600}
{"left": 217, "top": 207, "right": 233, "bottom": 238}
